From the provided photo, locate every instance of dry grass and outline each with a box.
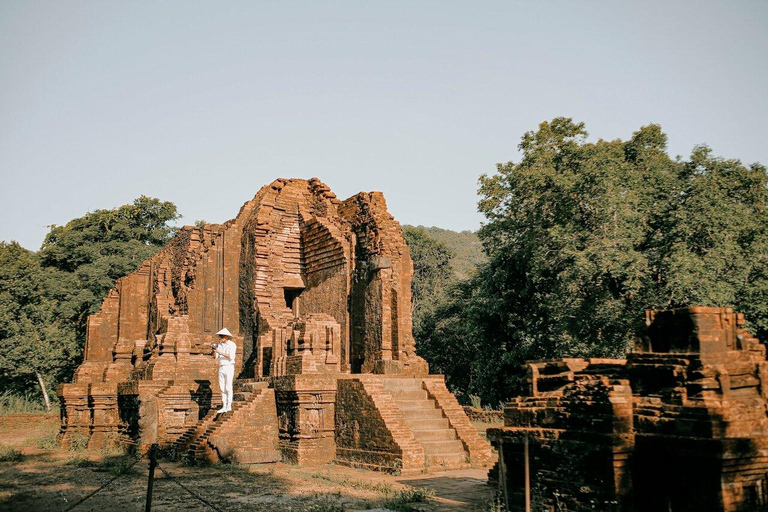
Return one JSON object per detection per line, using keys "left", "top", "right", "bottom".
{"left": 0, "top": 413, "right": 492, "bottom": 511}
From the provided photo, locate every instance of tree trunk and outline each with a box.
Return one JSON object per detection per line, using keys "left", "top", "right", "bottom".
{"left": 35, "top": 371, "right": 51, "bottom": 411}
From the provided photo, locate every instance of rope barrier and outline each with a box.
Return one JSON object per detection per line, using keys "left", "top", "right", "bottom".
{"left": 59, "top": 444, "right": 224, "bottom": 512}
{"left": 63, "top": 457, "right": 141, "bottom": 511}
{"left": 155, "top": 462, "right": 225, "bottom": 512}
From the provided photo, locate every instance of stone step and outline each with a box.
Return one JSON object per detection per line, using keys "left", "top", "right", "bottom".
{"left": 234, "top": 380, "right": 267, "bottom": 392}
{"left": 427, "top": 452, "right": 467, "bottom": 467}
{"left": 234, "top": 449, "right": 282, "bottom": 464}
{"left": 420, "top": 439, "right": 465, "bottom": 455}
{"left": 412, "top": 429, "right": 457, "bottom": 442}
{"left": 177, "top": 388, "right": 269, "bottom": 464}
{"left": 382, "top": 378, "right": 422, "bottom": 391}
{"left": 400, "top": 407, "right": 444, "bottom": 420}
{"left": 407, "top": 418, "right": 451, "bottom": 430}
{"left": 393, "top": 398, "right": 436, "bottom": 410}
{"left": 389, "top": 389, "right": 428, "bottom": 400}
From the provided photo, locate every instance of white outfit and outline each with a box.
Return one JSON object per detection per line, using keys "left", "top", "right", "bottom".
{"left": 215, "top": 339, "right": 237, "bottom": 412}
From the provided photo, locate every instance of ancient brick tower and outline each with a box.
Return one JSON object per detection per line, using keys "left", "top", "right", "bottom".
{"left": 59, "top": 178, "right": 492, "bottom": 471}
{"left": 489, "top": 307, "right": 768, "bottom": 512}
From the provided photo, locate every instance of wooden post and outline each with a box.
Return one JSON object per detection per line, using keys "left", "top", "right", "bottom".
{"left": 35, "top": 371, "right": 51, "bottom": 411}
{"left": 498, "top": 442, "right": 510, "bottom": 511}
{"left": 145, "top": 444, "right": 158, "bottom": 512}
{"left": 524, "top": 434, "right": 531, "bottom": 512}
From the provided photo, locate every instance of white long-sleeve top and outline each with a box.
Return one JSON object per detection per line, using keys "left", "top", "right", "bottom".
{"left": 215, "top": 340, "right": 237, "bottom": 367}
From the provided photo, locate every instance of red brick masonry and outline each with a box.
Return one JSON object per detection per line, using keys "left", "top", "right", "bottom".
{"left": 489, "top": 307, "right": 768, "bottom": 512}
{"left": 59, "top": 178, "right": 490, "bottom": 471}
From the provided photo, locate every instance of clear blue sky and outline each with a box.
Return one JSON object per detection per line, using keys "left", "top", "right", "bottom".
{"left": 1, "top": 1, "right": 766, "bottom": 250}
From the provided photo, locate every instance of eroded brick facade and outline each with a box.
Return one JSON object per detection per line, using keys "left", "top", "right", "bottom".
{"left": 489, "top": 307, "right": 768, "bottom": 512}
{"left": 59, "top": 178, "right": 491, "bottom": 471}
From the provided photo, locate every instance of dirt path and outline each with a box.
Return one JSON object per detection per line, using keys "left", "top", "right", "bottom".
{"left": 0, "top": 413, "right": 498, "bottom": 511}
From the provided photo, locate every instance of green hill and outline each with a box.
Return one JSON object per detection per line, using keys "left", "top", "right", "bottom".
{"left": 403, "top": 225, "right": 486, "bottom": 280}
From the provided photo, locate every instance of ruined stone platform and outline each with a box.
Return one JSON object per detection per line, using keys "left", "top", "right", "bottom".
{"left": 58, "top": 177, "right": 491, "bottom": 473}
{"left": 489, "top": 307, "right": 768, "bottom": 512}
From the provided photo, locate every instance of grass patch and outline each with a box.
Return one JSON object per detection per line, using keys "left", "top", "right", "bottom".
{"left": 303, "top": 499, "right": 346, "bottom": 512}
{"left": 65, "top": 453, "right": 140, "bottom": 476}
{"left": 299, "top": 471, "right": 396, "bottom": 494}
{"left": 0, "top": 391, "right": 54, "bottom": 415}
{"left": 66, "top": 432, "right": 89, "bottom": 452}
{"left": 99, "top": 454, "right": 140, "bottom": 476}
{"left": 0, "top": 444, "right": 23, "bottom": 462}
{"left": 34, "top": 432, "right": 61, "bottom": 451}
{"left": 65, "top": 455, "right": 96, "bottom": 467}
{"left": 300, "top": 470, "right": 435, "bottom": 510}
{"left": 381, "top": 486, "right": 435, "bottom": 511}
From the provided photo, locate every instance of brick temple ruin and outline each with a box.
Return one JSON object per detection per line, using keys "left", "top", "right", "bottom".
{"left": 58, "top": 177, "right": 492, "bottom": 472}
{"left": 489, "top": 307, "right": 768, "bottom": 512}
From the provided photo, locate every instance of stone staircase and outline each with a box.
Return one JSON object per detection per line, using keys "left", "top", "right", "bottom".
{"left": 383, "top": 377, "right": 469, "bottom": 469}
{"left": 170, "top": 379, "right": 280, "bottom": 464}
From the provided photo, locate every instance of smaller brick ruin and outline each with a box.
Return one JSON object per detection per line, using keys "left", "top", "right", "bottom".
{"left": 489, "top": 306, "right": 768, "bottom": 512}
{"left": 58, "top": 177, "right": 492, "bottom": 473}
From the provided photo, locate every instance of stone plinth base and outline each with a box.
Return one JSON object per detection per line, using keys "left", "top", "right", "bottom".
{"left": 273, "top": 374, "right": 338, "bottom": 466}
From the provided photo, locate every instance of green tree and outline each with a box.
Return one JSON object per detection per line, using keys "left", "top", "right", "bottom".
{"left": 423, "top": 119, "right": 768, "bottom": 406}
{"left": 0, "top": 242, "right": 77, "bottom": 403}
{"left": 0, "top": 196, "right": 180, "bottom": 401}
{"left": 39, "top": 196, "right": 180, "bottom": 336}
{"left": 403, "top": 225, "right": 485, "bottom": 280}
{"left": 653, "top": 145, "right": 768, "bottom": 336}
{"left": 403, "top": 227, "right": 455, "bottom": 337}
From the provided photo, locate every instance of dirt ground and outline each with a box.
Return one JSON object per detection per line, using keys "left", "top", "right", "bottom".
{"left": 0, "top": 413, "right": 501, "bottom": 511}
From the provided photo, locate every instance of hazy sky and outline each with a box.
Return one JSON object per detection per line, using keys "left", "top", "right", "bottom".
{"left": 1, "top": 1, "right": 766, "bottom": 250}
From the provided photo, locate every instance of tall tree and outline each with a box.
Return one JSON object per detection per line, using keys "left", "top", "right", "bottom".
{"left": 0, "top": 196, "right": 180, "bottom": 400}
{"left": 403, "top": 227, "right": 455, "bottom": 337}
{"left": 39, "top": 196, "right": 180, "bottom": 336}
{"left": 422, "top": 119, "right": 768, "bottom": 405}
{"left": 0, "top": 242, "right": 77, "bottom": 399}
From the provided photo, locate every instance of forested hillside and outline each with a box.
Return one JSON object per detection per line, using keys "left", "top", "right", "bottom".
{"left": 402, "top": 225, "right": 485, "bottom": 280}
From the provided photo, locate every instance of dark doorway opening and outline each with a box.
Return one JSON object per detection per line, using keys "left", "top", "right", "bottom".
{"left": 284, "top": 288, "right": 302, "bottom": 317}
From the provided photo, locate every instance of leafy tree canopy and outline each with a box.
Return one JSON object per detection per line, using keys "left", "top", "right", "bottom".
{"left": 0, "top": 242, "right": 77, "bottom": 394}
{"left": 39, "top": 196, "right": 179, "bottom": 331}
{"left": 403, "top": 225, "right": 485, "bottom": 280}
{"left": 0, "top": 197, "right": 180, "bottom": 399}
{"left": 403, "top": 227, "right": 455, "bottom": 336}
{"left": 419, "top": 118, "right": 768, "bottom": 406}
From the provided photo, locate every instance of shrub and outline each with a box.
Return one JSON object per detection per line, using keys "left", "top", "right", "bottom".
{"left": 34, "top": 432, "right": 60, "bottom": 451}
{"left": 381, "top": 486, "right": 435, "bottom": 511}
{"left": 67, "top": 433, "right": 89, "bottom": 452}
{"left": 0, "top": 444, "right": 23, "bottom": 462}
{"left": 0, "top": 391, "right": 50, "bottom": 415}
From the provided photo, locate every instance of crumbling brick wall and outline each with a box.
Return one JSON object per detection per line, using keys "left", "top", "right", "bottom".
{"left": 59, "top": 177, "right": 487, "bottom": 472}
{"left": 489, "top": 307, "right": 768, "bottom": 512}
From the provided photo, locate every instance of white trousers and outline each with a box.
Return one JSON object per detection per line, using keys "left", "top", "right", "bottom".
{"left": 218, "top": 364, "right": 235, "bottom": 411}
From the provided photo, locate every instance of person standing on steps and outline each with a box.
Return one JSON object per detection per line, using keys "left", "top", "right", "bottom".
{"left": 213, "top": 328, "right": 237, "bottom": 414}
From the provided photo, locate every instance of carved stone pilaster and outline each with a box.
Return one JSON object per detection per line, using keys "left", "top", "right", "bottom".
{"left": 274, "top": 375, "right": 337, "bottom": 465}
{"left": 58, "top": 383, "right": 91, "bottom": 448}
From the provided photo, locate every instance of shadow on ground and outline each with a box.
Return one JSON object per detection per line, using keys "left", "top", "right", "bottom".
{"left": 398, "top": 473, "right": 495, "bottom": 510}
{"left": 1, "top": 453, "right": 496, "bottom": 511}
